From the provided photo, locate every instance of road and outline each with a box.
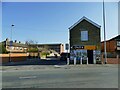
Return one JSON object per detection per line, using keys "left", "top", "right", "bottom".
{"left": 2, "top": 65, "right": 118, "bottom": 88}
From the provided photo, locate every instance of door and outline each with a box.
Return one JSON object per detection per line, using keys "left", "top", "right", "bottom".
{"left": 87, "top": 50, "right": 93, "bottom": 64}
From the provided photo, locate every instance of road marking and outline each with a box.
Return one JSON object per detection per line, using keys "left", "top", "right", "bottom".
{"left": 19, "top": 76, "right": 37, "bottom": 79}
{"left": 54, "top": 65, "right": 67, "bottom": 68}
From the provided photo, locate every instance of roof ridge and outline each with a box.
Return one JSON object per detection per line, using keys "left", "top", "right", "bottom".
{"left": 69, "top": 16, "right": 101, "bottom": 30}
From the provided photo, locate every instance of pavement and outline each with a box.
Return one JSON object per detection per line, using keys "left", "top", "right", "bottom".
{"left": 1, "top": 63, "right": 118, "bottom": 71}
{"left": 1, "top": 58, "right": 118, "bottom": 71}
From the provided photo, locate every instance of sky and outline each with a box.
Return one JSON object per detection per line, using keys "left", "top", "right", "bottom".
{"left": 2, "top": 2, "right": 118, "bottom": 45}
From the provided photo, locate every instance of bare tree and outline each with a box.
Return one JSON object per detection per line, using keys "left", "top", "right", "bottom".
{"left": 25, "top": 40, "right": 38, "bottom": 52}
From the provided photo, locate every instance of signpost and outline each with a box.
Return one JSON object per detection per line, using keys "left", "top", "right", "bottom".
{"left": 65, "top": 44, "right": 69, "bottom": 51}
{"left": 65, "top": 43, "right": 69, "bottom": 65}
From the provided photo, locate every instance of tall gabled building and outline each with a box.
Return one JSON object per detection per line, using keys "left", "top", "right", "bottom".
{"left": 69, "top": 16, "right": 101, "bottom": 64}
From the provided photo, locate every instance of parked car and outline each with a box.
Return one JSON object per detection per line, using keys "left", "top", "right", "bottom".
{"left": 60, "top": 53, "right": 70, "bottom": 60}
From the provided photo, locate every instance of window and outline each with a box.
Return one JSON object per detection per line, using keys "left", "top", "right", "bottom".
{"left": 117, "top": 41, "right": 120, "bottom": 46}
{"left": 16, "top": 47, "right": 19, "bottom": 50}
{"left": 20, "top": 47, "right": 23, "bottom": 50}
{"left": 10, "top": 46, "right": 14, "bottom": 50}
{"left": 81, "top": 31, "right": 88, "bottom": 41}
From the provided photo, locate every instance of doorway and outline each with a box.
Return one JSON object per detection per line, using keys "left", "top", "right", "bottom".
{"left": 87, "top": 50, "right": 93, "bottom": 64}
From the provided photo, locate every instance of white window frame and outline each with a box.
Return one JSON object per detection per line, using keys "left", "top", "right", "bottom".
{"left": 81, "top": 31, "right": 88, "bottom": 41}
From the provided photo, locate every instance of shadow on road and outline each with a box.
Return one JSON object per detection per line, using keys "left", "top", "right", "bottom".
{"left": 2, "top": 59, "right": 67, "bottom": 66}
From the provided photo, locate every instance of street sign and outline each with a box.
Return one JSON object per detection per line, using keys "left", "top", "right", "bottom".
{"left": 72, "top": 46, "right": 84, "bottom": 49}
{"left": 65, "top": 44, "right": 69, "bottom": 50}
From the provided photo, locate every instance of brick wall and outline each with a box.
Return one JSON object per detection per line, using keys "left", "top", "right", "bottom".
{"left": 101, "top": 40, "right": 117, "bottom": 52}
{"left": 101, "top": 54, "right": 119, "bottom": 64}
{"left": 101, "top": 58, "right": 119, "bottom": 64}
{"left": 0, "top": 53, "right": 27, "bottom": 64}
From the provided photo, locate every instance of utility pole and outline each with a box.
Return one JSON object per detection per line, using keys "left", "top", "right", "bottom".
{"left": 103, "top": 0, "right": 107, "bottom": 64}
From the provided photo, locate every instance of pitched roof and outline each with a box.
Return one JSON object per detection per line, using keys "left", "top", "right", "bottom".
{"left": 109, "top": 35, "right": 120, "bottom": 41}
{"left": 101, "top": 35, "right": 120, "bottom": 43}
{"left": 3, "top": 41, "right": 28, "bottom": 48}
{"left": 69, "top": 16, "right": 101, "bottom": 30}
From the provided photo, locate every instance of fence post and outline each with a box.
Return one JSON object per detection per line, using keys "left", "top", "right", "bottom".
{"left": 74, "top": 57, "right": 76, "bottom": 65}
{"left": 117, "top": 54, "right": 119, "bottom": 60}
{"left": 87, "top": 57, "right": 88, "bottom": 65}
{"left": 81, "top": 57, "right": 82, "bottom": 65}
{"left": 67, "top": 58, "right": 69, "bottom": 65}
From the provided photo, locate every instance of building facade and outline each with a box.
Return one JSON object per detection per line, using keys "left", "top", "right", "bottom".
{"left": 69, "top": 16, "right": 101, "bottom": 64}
{"left": 101, "top": 35, "right": 120, "bottom": 54}
{"left": 2, "top": 38, "right": 28, "bottom": 53}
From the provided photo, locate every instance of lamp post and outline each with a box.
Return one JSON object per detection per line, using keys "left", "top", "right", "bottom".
{"left": 103, "top": 0, "right": 107, "bottom": 64}
{"left": 9, "top": 24, "right": 14, "bottom": 62}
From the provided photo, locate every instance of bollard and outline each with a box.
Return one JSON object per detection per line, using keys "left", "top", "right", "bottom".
{"left": 86, "top": 57, "right": 88, "bottom": 65}
{"left": 93, "top": 56, "right": 96, "bottom": 64}
{"left": 67, "top": 58, "right": 69, "bottom": 65}
{"left": 81, "top": 57, "right": 82, "bottom": 65}
{"left": 74, "top": 57, "right": 76, "bottom": 65}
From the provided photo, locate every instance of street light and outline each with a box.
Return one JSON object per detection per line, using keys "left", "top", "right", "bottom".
{"left": 9, "top": 24, "right": 15, "bottom": 62}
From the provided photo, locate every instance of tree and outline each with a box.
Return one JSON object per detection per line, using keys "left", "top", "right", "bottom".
{"left": 0, "top": 43, "right": 7, "bottom": 54}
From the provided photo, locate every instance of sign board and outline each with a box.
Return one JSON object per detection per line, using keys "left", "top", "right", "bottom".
{"left": 84, "top": 45, "right": 96, "bottom": 50}
{"left": 65, "top": 44, "right": 69, "bottom": 50}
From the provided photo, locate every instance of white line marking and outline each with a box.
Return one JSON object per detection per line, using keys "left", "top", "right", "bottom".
{"left": 19, "top": 76, "right": 37, "bottom": 79}
{"left": 54, "top": 65, "right": 65, "bottom": 68}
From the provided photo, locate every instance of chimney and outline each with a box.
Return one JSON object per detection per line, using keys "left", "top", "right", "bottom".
{"left": 15, "top": 40, "right": 17, "bottom": 43}
{"left": 6, "top": 38, "right": 9, "bottom": 41}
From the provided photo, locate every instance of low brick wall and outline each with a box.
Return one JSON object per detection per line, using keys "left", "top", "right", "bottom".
{"left": 0, "top": 53, "right": 27, "bottom": 64}
{"left": 101, "top": 58, "right": 119, "bottom": 64}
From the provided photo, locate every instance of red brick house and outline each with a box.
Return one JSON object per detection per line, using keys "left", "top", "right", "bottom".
{"left": 101, "top": 35, "right": 120, "bottom": 64}
{"left": 101, "top": 35, "right": 120, "bottom": 54}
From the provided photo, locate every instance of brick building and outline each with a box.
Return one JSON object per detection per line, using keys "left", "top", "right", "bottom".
{"left": 69, "top": 16, "right": 101, "bottom": 64}
{"left": 101, "top": 35, "right": 120, "bottom": 55}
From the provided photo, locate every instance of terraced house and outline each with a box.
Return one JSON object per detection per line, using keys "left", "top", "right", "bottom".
{"left": 2, "top": 38, "right": 28, "bottom": 53}
{"left": 69, "top": 16, "right": 101, "bottom": 64}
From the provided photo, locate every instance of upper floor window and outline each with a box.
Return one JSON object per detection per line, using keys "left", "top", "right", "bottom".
{"left": 16, "top": 47, "right": 19, "bottom": 50}
{"left": 117, "top": 41, "right": 120, "bottom": 46}
{"left": 81, "top": 31, "right": 88, "bottom": 41}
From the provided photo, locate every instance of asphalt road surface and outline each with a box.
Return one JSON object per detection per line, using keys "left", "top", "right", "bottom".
{"left": 2, "top": 65, "right": 118, "bottom": 88}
